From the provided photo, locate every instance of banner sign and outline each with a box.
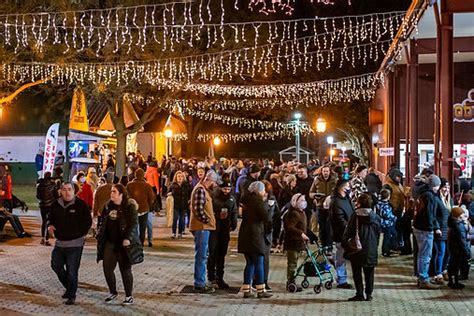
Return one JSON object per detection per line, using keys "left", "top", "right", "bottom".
{"left": 453, "top": 89, "right": 474, "bottom": 122}
{"left": 379, "top": 147, "right": 395, "bottom": 157}
{"left": 69, "top": 87, "right": 89, "bottom": 131}
{"left": 43, "top": 123, "right": 60, "bottom": 175}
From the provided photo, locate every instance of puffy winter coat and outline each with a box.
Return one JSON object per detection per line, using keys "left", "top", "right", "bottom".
{"left": 447, "top": 216, "right": 470, "bottom": 257}
{"left": 283, "top": 206, "right": 307, "bottom": 252}
{"left": 36, "top": 178, "right": 59, "bottom": 208}
{"left": 238, "top": 192, "right": 267, "bottom": 255}
{"left": 342, "top": 208, "right": 381, "bottom": 267}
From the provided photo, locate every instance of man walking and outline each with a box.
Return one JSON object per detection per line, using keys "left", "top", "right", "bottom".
{"left": 48, "top": 182, "right": 92, "bottom": 305}
{"left": 190, "top": 170, "right": 218, "bottom": 293}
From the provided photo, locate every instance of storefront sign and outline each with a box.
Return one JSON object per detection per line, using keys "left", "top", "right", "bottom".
{"left": 379, "top": 147, "right": 395, "bottom": 156}
{"left": 453, "top": 89, "right": 474, "bottom": 122}
{"left": 43, "top": 123, "right": 60, "bottom": 175}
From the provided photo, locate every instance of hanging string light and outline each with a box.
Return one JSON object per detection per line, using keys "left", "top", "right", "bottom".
{"left": 236, "top": 0, "right": 352, "bottom": 16}
{"left": 170, "top": 129, "right": 312, "bottom": 143}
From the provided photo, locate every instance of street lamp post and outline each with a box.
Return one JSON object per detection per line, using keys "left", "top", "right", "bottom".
{"left": 164, "top": 127, "right": 173, "bottom": 158}
{"left": 211, "top": 136, "right": 221, "bottom": 158}
{"left": 315, "top": 117, "right": 327, "bottom": 162}
{"left": 327, "top": 135, "right": 334, "bottom": 161}
{"left": 294, "top": 112, "right": 302, "bottom": 163}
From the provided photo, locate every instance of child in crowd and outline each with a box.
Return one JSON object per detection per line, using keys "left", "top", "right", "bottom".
{"left": 377, "top": 189, "right": 398, "bottom": 257}
{"left": 447, "top": 207, "right": 471, "bottom": 289}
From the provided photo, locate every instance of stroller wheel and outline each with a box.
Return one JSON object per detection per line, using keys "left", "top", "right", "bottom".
{"left": 324, "top": 281, "right": 333, "bottom": 290}
{"left": 287, "top": 282, "right": 297, "bottom": 293}
{"left": 314, "top": 284, "right": 322, "bottom": 294}
{"left": 301, "top": 279, "right": 310, "bottom": 289}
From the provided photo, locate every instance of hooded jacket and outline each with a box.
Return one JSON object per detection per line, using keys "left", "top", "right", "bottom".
{"left": 447, "top": 216, "right": 470, "bottom": 257}
{"left": 413, "top": 187, "right": 440, "bottom": 232}
{"left": 342, "top": 207, "right": 381, "bottom": 266}
{"left": 329, "top": 192, "right": 354, "bottom": 242}
{"left": 238, "top": 192, "right": 267, "bottom": 255}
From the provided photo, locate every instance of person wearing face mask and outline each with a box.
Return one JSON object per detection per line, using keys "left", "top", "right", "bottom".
{"left": 86, "top": 167, "right": 99, "bottom": 192}
{"left": 207, "top": 181, "right": 238, "bottom": 289}
{"left": 238, "top": 181, "right": 272, "bottom": 298}
{"left": 329, "top": 178, "right": 354, "bottom": 289}
{"left": 349, "top": 165, "right": 368, "bottom": 204}
{"left": 76, "top": 172, "right": 93, "bottom": 208}
{"left": 284, "top": 193, "right": 309, "bottom": 292}
{"left": 189, "top": 170, "right": 218, "bottom": 294}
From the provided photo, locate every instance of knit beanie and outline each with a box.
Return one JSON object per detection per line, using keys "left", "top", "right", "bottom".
{"left": 248, "top": 164, "right": 261, "bottom": 174}
{"left": 248, "top": 181, "right": 265, "bottom": 193}
{"left": 291, "top": 193, "right": 305, "bottom": 208}
{"left": 428, "top": 175, "right": 441, "bottom": 189}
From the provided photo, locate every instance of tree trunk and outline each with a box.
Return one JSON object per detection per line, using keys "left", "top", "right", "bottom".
{"left": 115, "top": 129, "right": 127, "bottom": 178}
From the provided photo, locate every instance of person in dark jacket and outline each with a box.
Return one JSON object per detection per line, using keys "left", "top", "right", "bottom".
{"left": 296, "top": 165, "right": 314, "bottom": 230}
{"left": 431, "top": 187, "right": 450, "bottom": 285}
{"left": 412, "top": 174, "right": 441, "bottom": 289}
{"left": 207, "top": 181, "right": 237, "bottom": 289}
{"left": 277, "top": 174, "right": 297, "bottom": 209}
{"left": 36, "top": 171, "right": 59, "bottom": 246}
{"left": 329, "top": 178, "right": 354, "bottom": 289}
{"left": 447, "top": 207, "right": 471, "bottom": 289}
{"left": 48, "top": 182, "right": 92, "bottom": 305}
{"left": 169, "top": 171, "right": 191, "bottom": 239}
{"left": 238, "top": 181, "right": 272, "bottom": 299}
{"left": 238, "top": 164, "right": 260, "bottom": 201}
{"left": 284, "top": 193, "right": 309, "bottom": 292}
{"left": 261, "top": 180, "right": 280, "bottom": 292}
{"left": 364, "top": 168, "right": 382, "bottom": 198}
{"left": 342, "top": 193, "right": 381, "bottom": 301}
{"left": 96, "top": 184, "right": 142, "bottom": 306}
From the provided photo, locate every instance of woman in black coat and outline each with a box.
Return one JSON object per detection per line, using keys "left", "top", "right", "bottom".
{"left": 170, "top": 171, "right": 191, "bottom": 238}
{"left": 97, "top": 184, "right": 143, "bottom": 306}
{"left": 343, "top": 193, "right": 381, "bottom": 302}
{"left": 238, "top": 181, "right": 272, "bottom": 299}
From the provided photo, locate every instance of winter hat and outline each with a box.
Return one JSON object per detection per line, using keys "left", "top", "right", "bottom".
{"left": 219, "top": 181, "right": 232, "bottom": 188}
{"left": 135, "top": 168, "right": 145, "bottom": 179}
{"left": 248, "top": 181, "right": 265, "bottom": 193}
{"left": 248, "top": 164, "right": 261, "bottom": 174}
{"left": 428, "top": 174, "right": 441, "bottom": 189}
{"left": 439, "top": 177, "right": 448, "bottom": 189}
{"left": 204, "top": 170, "right": 218, "bottom": 183}
{"left": 388, "top": 168, "right": 402, "bottom": 182}
{"left": 291, "top": 193, "right": 306, "bottom": 209}
{"left": 334, "top": 178, "right": 350, "bottom": 192}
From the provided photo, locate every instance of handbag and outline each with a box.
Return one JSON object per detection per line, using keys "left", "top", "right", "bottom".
{"left": 345, "top": 216, "right": 362, "bottom": 256}
{"left": 125, "top": 243, "right": 144, "bottom": 265}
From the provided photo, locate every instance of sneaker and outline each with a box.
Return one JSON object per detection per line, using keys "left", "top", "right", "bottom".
{"left": 194, "top": 285, "right": 215, "bottom": 294}
{"left": 44, "top": 240, "right": 52, "bottom": 246}
{"left": 442, "top": 271, "right": 449, "bottom": 281}
{"left": 122, "top": 296, "right": 134, "bottom": 305}
{"left": 148, "top": 242, "right": 153, "bottom": 247}
{"left": 382, "top": 253, "right": 391, "bottom": 257}
{"left": 365, "top": 294, "right": 373, "bottom": 301}
{"left": 62, "top": 292, "right": 68, "bottom": 299}
{"left": 348, "top": 295, "right": 364, "bottom": 301}
{"left": 337, "top": 283, "right": 353, "bottom": 289}
{"left": 171, "top": 234, "right": 177, "bottom": 239}
{"left": 265, "top": 283, "right": 272, "bottom": 292}
{"left": 243, "top": 291, "right": 254, "bottom": 298}
{"left": 64, "top": 298, "right": 75, "bottom": 305}
{"left": 23, "top": 232, "right": 32, "bottom": 238}
{"left": 418, "top": 281, "right": 440, "bottom": 289}
{"left": 217, "top": 279, "right": 230, "bottom": 289}
{"left": 40, "top": 239, "right": 45, "bottom": 245}
{"left": 105, "top": 293, "right": 118, "bottom": 303}
{"left": 432, "top": 276, "right": 445, "bottom": 285}
{"left": 178, "top": 233, "right": 183, "bottom": 239}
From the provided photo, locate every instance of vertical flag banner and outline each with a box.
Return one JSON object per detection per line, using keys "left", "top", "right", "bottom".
{"left": 43, "top": 123, "right": 60, "bottom": 175}
{"left": 69, "top": 87, "right": 89, "bottom": 132}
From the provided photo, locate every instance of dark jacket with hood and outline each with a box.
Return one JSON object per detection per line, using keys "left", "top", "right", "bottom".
{"left": 212, "top": 190, "right": 238, "bottom": 234}
{"left": 238, "top": 192, "right": 267, "bottom": 255}
{"left": 434, "top": 193, "right": 449, "bottom": 241}
{"left": 413, "top": 187, "right": 440, "bottom": 232}
{"left": 48, "top": 197, "right": 92, "bottom": 241}
{"left": 264, "top": 194, "right": 281, "bottom": 246}
{"left": 447, "top": 216, "right": 470, "bottom": 257}
{"left": 96, "top": 198, "right": 143, "bottom": 263}
{"left": 342, "top": 208, "right": 381, "bottom": 266}
{"left": 329, "top": 192, "right": 354, "bottom": 242}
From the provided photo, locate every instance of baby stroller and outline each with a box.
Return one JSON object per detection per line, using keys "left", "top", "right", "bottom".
{"left": 287, "top": 238, "right": 335, "bottom": 294}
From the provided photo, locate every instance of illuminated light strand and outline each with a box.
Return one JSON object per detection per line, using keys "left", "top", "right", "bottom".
{"left": 0, "top": 8, "right": 406, "bottom": 56}
{"left": 170, "top": 130, "right": 309, "bottom": 143}
{"left": 237, "top": 0, "right": 352, "bottom": 16}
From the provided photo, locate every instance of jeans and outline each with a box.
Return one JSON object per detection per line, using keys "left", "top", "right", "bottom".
{"left": 40, "top": 206, "right": 51, "bottom": 239}
{"left": 433, "top": 239, "right": 446, "bottom": 276}
{"left": 263, "top": 244, "right": 271, "bottom": 283}
{"left": 351, "top": 262, "right": 375, "bottom": 297}
{"left": 103, "top": 242, "right": 133, "bottom": 297}
{"left": 382, "top": 226, "right": 398, "bottom": 254}
{"left": 192, "top": 230, "right": 210, "bottom": 288}
{"left": 51, "top": 246, "right": 84, "bottom": 299}
{"left": 138, "top": 213, "right": 148, "bottom": 245}
{"left": 147, "top": 212, "right": 154, "bottom": 243}
{"left": 172, "top": 208, "right": 187, "bottom": 235}
{"left": 2, "top": 212, "right": 25, "bottom": 237}
{"left": 334, "top": 242, "right": 348, "bottom": 285}
{"left": 244, "top": 254, "right": 264, "bottom": 285}
{"left": 413, "top": 228, "right": 434, "bottom": 283}
{"left": 207, "top": 231, "right": 230, "bottom": 281}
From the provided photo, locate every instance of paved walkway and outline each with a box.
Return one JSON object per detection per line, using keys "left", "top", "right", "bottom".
{"left": 0, "top": 209, "right": 473, "bottom": 315}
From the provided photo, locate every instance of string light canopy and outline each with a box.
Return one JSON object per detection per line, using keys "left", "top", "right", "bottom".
{"left": 171, "top": 129, "right": 312, "bottom": 143}
{"left": 237, "top": 0, "right": 352, "bottom": 16}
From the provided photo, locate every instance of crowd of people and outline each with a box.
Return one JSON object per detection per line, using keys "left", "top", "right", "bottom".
{"left": 1, "top": 152, "right": 473, "bottom": 305}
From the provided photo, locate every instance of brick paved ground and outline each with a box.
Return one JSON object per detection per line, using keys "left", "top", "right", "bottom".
{"left": 0, "top": 209, "right": 473, "bottom": 315}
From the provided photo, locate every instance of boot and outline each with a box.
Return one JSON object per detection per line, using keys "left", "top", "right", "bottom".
{"left": 448, "top": 275, "right": 465, "bottom": 290}
{"left": 242, "top": 284, "right": 254, "bottom": 298}
{"left": 256, "top": 284, "right": 272, "bottom": 298}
